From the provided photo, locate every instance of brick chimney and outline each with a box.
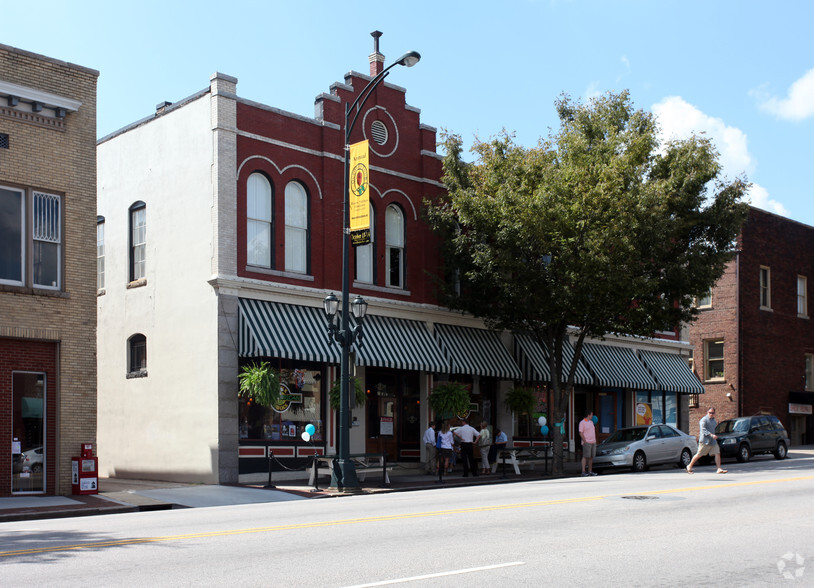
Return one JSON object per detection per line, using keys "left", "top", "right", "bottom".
{"left": 369, "top": 30, "right": 385, "bottom": 76}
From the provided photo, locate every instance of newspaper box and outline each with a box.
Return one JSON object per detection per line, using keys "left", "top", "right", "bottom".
{"left": 71, "top": 443, "right": 98, "bottom": 495}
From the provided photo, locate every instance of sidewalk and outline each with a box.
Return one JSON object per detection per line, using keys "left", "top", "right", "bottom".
{"left": 0, "top": 459, "right": 579, "bottom": 523}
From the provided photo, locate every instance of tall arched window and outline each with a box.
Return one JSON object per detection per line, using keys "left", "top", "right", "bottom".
{"left": 127, "top": 333, "right": 147, "bottom": 377}
{"left": 247, "top": 173, "right": 272, "bottom": 268}
{"left": 129, "top": 201, "right": 146, "bottom": 281}
{"left": 355, "top": 203, "right": 375, "bottom": 283}
{"left": 285, "top": 181, "right": 309, "bottom": 273}
{"left": 385, "top": 204, "right": 404, "bottom": 288}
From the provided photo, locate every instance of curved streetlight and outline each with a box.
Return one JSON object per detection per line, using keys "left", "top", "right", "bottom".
{"left": 323, "top": 49, "right": 420, "bottom": 492}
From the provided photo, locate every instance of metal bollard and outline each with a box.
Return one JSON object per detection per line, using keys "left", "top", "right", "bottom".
{"left": 265, "top": 449, "right": 275, "bottom": 488}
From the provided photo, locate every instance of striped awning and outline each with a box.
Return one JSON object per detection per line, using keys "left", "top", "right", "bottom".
{"left": 434, "top": 324, "right": 522, "bottom": 379}
{"left": 239, "top": 298, "right": 339, "bottom": 363}
{"left": 580, "top": 343, "right": 658, "bottom": 390}
{"left": 638, "top": 349, "right": 705, "bottom": 394}
{"left": 353, "top": 314, "right": 448, "bottom": 372}
{"left": 513, "top": 333, "right": 592, "bottom": 386}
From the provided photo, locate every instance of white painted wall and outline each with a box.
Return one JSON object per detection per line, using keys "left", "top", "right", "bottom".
{"left": 97, "top": 95, "right": 222, "bottom": 482}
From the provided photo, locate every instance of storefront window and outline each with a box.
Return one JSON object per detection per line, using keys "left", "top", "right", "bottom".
{"left": 635, "top": 390, "right": 678, "bottom": 427}
{"left": 12, "top": 372, "right": 45, "bottom": 493}
{"left": 239, "top": 368, "right": 323, "bottom": 442}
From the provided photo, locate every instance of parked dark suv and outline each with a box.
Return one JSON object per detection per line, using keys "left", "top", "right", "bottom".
{"left": 715, "top": 415, "right": 790, "bottom": 462}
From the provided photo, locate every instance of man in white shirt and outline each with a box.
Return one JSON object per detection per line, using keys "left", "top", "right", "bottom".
{"left": 423, "top": 422, "right": 437, "bottom": 474}
{"left": 454, "top": 418, "right": 480, "bottom": 477}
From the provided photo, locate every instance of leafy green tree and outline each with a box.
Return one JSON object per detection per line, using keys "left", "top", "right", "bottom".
{"left": 426, "top": 91, "right": 749, "bottom": 473}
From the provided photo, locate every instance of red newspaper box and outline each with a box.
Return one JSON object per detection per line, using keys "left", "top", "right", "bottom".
{"left": 72, "top": 444, "right": 98, "bottom": 495}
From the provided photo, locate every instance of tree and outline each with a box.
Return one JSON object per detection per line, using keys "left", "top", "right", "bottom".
{"left": 426, "top": 91, "right": 749, "bottom": 473}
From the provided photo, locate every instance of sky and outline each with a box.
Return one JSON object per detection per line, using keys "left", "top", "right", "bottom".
{"left": 4, "top": 0, "right": 813, "bottom": 226}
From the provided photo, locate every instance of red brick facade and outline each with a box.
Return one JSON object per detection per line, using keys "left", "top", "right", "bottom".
{"left": 688, "top": 208, "right": 814, "bottom": 442}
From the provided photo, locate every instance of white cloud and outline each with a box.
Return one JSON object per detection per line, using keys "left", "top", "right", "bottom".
{"left": 746, "top": 183, "right": 789, "bottom": 217}
{"left": 652, "top": 96, "right": 754, "bottom": 176}
{"left": 755, "top": 68, "right": 814, "bottom": 121}
{"left": 651, "top": 96, "right": 789, "bottom": 218}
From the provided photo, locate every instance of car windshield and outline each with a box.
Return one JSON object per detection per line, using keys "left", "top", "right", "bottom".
{"left": 604, "top": 428, "right": 648, "bottom": 443}
{"left": 716, "top": 418, "right": 750, "bottom": 433}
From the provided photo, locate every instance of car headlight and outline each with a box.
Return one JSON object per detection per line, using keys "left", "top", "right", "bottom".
{"left": 609, "top": 446, "right": 630, "bottom": 455}
{"left": 721, "top": 438, "right": 736, "bottom": 445}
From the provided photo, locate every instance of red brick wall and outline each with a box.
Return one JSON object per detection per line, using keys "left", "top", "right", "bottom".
{"left": 0, "top": 339, "right": 58, "bottom": 495}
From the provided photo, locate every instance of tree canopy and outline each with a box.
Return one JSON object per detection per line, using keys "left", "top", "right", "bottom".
{"left": 426, "top": 90, "right": 749, "bottom": 472}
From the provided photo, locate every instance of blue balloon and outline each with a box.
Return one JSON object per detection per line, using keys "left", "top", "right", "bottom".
{"left": 305, "top": 424, "right": 316, "bottom": 436}
{"left": 592, "top": 415, "right": 598, "bottom": 424}
{"left": 540, "top": 425, "right": 549, "bottom": 435}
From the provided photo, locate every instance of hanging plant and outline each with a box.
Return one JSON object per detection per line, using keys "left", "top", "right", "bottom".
{"left": 237, "top": 362, "right": 280, "bottom": 408}
{"left": 329, "top": 377, "right": 366, "bottom": 410}
{"left": 504, "top": 386, "right": 536, "bottom": 436}
{"left": 429, "top": 381, "right": 471, "bottom": 420}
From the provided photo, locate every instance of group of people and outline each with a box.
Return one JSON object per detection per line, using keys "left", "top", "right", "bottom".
{"left": 423, "top": 419, "right": 507, "bottom": 482}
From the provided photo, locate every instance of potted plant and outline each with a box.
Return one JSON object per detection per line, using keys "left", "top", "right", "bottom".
{"left": 429, "top": 381, "right": 471, "bottom": 420}
{"left": 504, "top": 386, "right": 537, "bottom": 437}
{"left": 329, "top": 376, "right": 366, "bottom": 410}
{"left": 237, "top": 361, "right": 280, "bottom": 408}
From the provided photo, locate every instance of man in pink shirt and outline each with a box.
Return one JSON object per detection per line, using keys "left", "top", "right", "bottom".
{"left": 579, "top": 411, "right": 598, "bottom": 477}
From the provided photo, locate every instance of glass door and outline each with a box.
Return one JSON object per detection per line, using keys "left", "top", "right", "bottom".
{"left": 12, "top": 372, "right": 46, "bottom": 493}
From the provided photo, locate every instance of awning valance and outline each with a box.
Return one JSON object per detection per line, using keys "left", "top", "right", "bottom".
{"left": 638, "top": 349, "right": 705, "bottom": 394}
{"left": 354, "top": 314, "right": 448, "bottom": 372}
{"left": 580, "top": 343, "right": 658, "bottom": 390}
{"left": 434, "top": 324, "right": 522, "bottom": 379}
{"left": 239, "top": 298, "right": 339, "bottom": 363}
{"left": 514, "top": 333, "right": 592, "bottom": 386}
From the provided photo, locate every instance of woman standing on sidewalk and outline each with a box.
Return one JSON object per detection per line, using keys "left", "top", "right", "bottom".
{"left": 437, "top": 420, "right": 454, "bottom": 483}
{"left": 478, "top": 421, "right": 492, "bottom": 475}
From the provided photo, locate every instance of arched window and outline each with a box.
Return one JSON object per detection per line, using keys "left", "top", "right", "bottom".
{"left": 127, "top": 333, "right": 147, "bottom": 377}
{"left": 247, "top": 173, "right": 272, "bottom": 268}
{"left": 385, "top": 204, "right": 404, "bottom": 288}
{"left": 285, "top": 181, "right": 309, "bottom": 273}
{"left": 129, "top": 201, "right": 146, "bottom": 281}
{"left": 355, "top": 203, "right": 375, "bottom": 283}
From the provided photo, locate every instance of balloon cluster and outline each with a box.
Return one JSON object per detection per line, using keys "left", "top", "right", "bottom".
{"left": 301, "top": 423, "right": 316, "bottom": 442}
{"left": 538, "top": 415, "right": 549, "bottom": 436}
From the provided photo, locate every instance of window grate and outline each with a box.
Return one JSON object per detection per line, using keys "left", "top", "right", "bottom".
{"left": 0, "top": 133, "right": 8, "bottom": 149}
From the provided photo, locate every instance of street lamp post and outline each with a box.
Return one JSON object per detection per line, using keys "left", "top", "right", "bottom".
{"left": 322, "top": 49, "right": 420, "bottom": 492}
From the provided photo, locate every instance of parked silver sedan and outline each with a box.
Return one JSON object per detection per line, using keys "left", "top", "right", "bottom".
{"left": 593, "top": 424, "right": 697, "bottom": 472}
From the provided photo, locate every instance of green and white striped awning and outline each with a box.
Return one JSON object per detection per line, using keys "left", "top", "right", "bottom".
{"left": 580, "top": 343, "right": 658, "bottom": 390}
{"left": 239, "top": 298, "right": 339, "bottom": 363}
{"left": 513, "top": 333, "right": 592, "bottom": 386}
{"left": 353, "top": 314, "right": 448, "bottom": 372}
{"left": 434, "top": 324, "right": 522, "bottom": 379}
{"left": 638, "top": 349, "right": 705, "bottom": 394}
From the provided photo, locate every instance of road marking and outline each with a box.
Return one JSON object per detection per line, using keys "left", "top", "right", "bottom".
{"left": 342, "top": 561, "right": 525, "bottom": 587}
{"left": 2, "top": 474, "right": 813, "bottom": 558}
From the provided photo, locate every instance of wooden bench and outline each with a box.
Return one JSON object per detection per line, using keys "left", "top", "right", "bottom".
{"left": 309, "top": 453, "right": 393, "bottom": 488}
{"left": 491, "top": 444, "right": 563, "bottom": 476}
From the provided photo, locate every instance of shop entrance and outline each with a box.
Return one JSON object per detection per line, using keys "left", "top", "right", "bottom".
{"left": 365, "top": 369, "right": 420, "bottom": 461}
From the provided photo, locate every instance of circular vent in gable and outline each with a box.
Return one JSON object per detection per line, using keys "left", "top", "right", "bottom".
{"left": 370, "top": 120, "right": 388, "bottom": 146}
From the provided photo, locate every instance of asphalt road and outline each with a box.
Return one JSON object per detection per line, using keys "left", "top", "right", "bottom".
{"left": 2, "top": 453, "right": 813, "bottom": 587}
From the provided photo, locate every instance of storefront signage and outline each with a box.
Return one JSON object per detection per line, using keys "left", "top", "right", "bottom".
{"left": 636, "top": 402, "right": 653, "bottom": 426}
{"left": 271, "top": 383, "right": 303, "bottom": 414}
{"left": 789, "top": 403, "right": 813, "bottom": 415}
{"left": 380, "top": 416, "right": 394, "bottom": 436}
{"left": 455, "top": 403, "right": 479, "bottom": 421}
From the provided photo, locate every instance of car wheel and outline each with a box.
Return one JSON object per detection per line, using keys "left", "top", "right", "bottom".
{"left": 679, "top": 448, "right": 692, "bottom": 468}
{"left": 632, "top": 451, "right": 647, "bottom": 473}
{"left": 32, "top": 463, "right": 43, "bottom": 473}
{"left": 774, "top": 442, "right": 787, "bottom": 460}
{"left": 736, "top": 444, "right": 751, "bottom": 463}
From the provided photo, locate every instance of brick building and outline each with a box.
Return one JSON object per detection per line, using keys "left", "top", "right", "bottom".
{"left": 0, "top": 44, "right": 99, "bottom": 496}
{"left": 688, "top": 207, "right": 814, "bottom": 444}
{"left": 96, "top": 35, "right": 703, "bottom": 485}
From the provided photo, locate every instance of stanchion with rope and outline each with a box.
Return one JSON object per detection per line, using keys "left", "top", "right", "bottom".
{"left": 265, "top": 449, "right": 275, "bottom": 489}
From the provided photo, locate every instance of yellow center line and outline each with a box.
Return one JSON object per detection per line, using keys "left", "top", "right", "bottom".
{"left": 3, "top": 474, "right": 813, "bottom": 558}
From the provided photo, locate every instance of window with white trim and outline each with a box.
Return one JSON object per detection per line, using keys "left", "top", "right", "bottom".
{"left": 797, "top": 275, "right": 808, "bottom": 318}
{"left": 127, "top": 333, "right": 147, "bottom": 377}
{"left": 129, "top": 201, "right": 146, "bottom": 282}
{"left": 284, "top": 181, "right": 308, "bottom": 273}
{"left": 696, "top": 291, "right": 712, "bottom": 308}
{"left": 247, "top": 173, "right": 272, "bottom": 268}
{"left": 355, "top": 203, "right": 375, "bottom": 283}
{"left": 385, "top": 204, "right": 404, "bottom": 288}
{"left": 97, "top": 216, "right": 105, "bottom": 290}
{"left": 704, "top": 340, "right": 725, "bottom": 381}
{"left": 0, "top": 185, "right": 24, "bottom": 285}
{"left": 759, "top": 266, "right": 771, "bottom": 310}
{"left": 0, "top": 185, "right": 62, "bottom": 289}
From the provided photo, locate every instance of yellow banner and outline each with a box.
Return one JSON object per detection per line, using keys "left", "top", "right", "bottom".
{"left": 349, "top": 140, "right": 370, "bottom": 236}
